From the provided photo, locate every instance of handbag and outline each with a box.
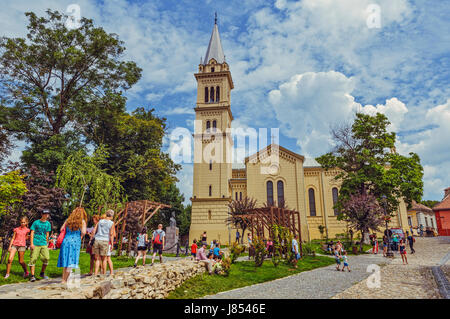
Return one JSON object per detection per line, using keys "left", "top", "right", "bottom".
{"left": 56, "top": 226, "right": 66, "bottom": 249}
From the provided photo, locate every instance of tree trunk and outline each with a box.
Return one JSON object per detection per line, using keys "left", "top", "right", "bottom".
{"left": 359, "top": 230, "right": 365, "bottom": 252}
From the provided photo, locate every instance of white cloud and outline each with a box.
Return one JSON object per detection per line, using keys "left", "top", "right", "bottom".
{"left": 360, "top": 98, "right": 408, "bottom": 131}
{"left": 162, "top": 107, "right": 195, "bottom": 116}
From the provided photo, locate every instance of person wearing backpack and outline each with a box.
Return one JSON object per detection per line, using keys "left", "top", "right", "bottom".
{"left": 151, "top": 224, "right": 165, "bottom": 265}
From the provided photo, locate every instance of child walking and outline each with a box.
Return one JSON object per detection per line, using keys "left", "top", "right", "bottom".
{"left": 5, "top": 217, "right": 30, "bottom": 279}
{"left": 29, "top": 210, "right": 52, "bottom": 282}
{"left": 342, "top": 251, "right": 351, "bottom": 272}
{"left": 334, "top": 246, "right": 342, "bottom": 271}
{"left": 134, "top": 227, "right": 149, "bottom": 267}
{"left": 191, "top": 239, "right": 198, "bottom": 259}
{"left": 399, "top": 239, "right": 408, "bottom": 265}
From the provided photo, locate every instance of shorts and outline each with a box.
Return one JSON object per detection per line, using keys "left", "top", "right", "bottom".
{"left": 93, "top": 240, "right": 109, "bottom": 256}
{"left": 335, "top": 258, "right": 341, "bottom": 265}
{"left": 29, "top": 245, "right": 49, "bottom": 266}
{"left": 137, "top": 246, "right": 147, "bottom": 251}
{"left": 11, "top": 245, "right": 26, "bottom": 252}
{"left": 153, "top": 243, "right": 163, "bottom": 255}
{"left": 401, "top": 250, "right": 406, "bottom": 255}
{"left": 344, "top": 262, "right": 349, "bottom": 267}
{"left": 191, "top": 252, "right": 197, "bottom": 257}
{"left": 295, "top": 253, "right": 301, "bottom": 260}
{"left": 107, "top": 244, "right": 112, "bottom": 257}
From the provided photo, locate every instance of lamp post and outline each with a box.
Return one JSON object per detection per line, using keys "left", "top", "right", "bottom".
{"left": 381, "top": 195, "right": 394, "bottom": 258}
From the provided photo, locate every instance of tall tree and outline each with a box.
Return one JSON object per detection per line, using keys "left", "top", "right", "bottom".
{"left": 227, "top": 196, "right": 257, "bottom": 244}
{"left": 55, "top": 146, "right": 125, "bottom": 215}
{"left": 316, "top": 113, "right": 423, "bottom": 238}
{"left": 0, "top": 170, "right": 27, "bottom": 216}
{"left": 0, "top": 9, "right": 141, "bottom": 172}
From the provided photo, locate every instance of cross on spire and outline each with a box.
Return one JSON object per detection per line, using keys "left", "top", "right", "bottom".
{"left": 215, "top": 12, "right": 217, "bottom": 24}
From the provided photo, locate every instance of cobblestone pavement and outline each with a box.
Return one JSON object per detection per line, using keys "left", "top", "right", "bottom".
{"left": 204, "top": 253, "right": 393, "bottom": 299}
{"left": 205, "top": 237, "right": 449, "bottom": 299}
{"left": 333, "top": 237, "right": 450, "bottom": 299}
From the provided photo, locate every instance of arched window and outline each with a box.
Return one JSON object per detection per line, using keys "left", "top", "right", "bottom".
{"left": 332, "top": 187, "right": 339, "bottom": 216}
{"left": 240, "top": 192, "right": 242, "bottom": 201}
{"left": 216, "top": 86, "right": 220, "bottom": 102}
{"left": 210, "top": 87, "right": 215, "bottom": 103}
{"left": 206, "top": 120, "right": 210, "bottom": 132}
{"left": 204, "top": 87, "right": 209, "bottom": 103}
{"left": 277, "top": 181, "right": 284, "bottom": 207}
{"left": 308, "top": 188, "right": 316, "bottom": 216}
{"left": 267, "top": 181, "right": 274, "bottom": 206}
{"left": 209, "top": 160, "right": 212, "bottom": 170}
{"left": 208, "top": 210, "right": 212, "bottom": 220}
{"left": 209, "top": 185, "right": 212, "bottom": 197}
{"left": 212, "top": 120, "right": 217, "bottom": 132}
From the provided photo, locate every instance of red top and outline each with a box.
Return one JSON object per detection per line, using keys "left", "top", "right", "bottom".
{"left": 191, "top": 243, "right": 198, "bottom": 254}
{"left": 12, "top": 227, "right": 30, "bottom": 247}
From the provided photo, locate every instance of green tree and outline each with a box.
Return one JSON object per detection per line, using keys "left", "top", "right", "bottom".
{"left": 55, "top": 146, "right": 125, "bottom": 215}
{"left": 316, "top": 113, "right": 423, "bottom": 239}
{"left": 421, "top": 200, "right": 439, "bottom": 209}
{"left": 0, "top": 170, "right": 28, "bottom": 215}
{"left": 0, "top": 10, "right": 141, "bottom": 172}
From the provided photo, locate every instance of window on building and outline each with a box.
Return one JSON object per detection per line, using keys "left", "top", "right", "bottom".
{"left": 208, "top": 210, "right": 212, "bottom": 220}
{"left": 277, "top": 180, "right": 284, "bottom": 207}
{"left": 210, "top": 87, "right": 215, "bottom": 103}
{"left": 211, "top": 67, "right": 215, "bottom": 73}
{"left": 425, "top": 217, "right": 428, "bottom": 227}
{"left": 212, "top": 120, "right": 217, "bottom": 132}
{"left": 235, "top": 192, "right": 238, "bottom": 201}
{"left": 267, "top": 181, "right": 274, "bottom": 206}
{"left": 204, "top": 87, "right": 208, "bottom": 103}
{"left": 206, "top": 120, "right": 210, "bottom": 132}
{"left": 209, "top": 160, "right": 212, "bottom": 170}
{"left": 209, "top": 185, "right": 212, "bottom": 197}
{"left": 308, "top": 188, "right": 316, "bottom": 216}
{"left": 240, "top": 192, "right": 242, "bottom": 201}
{"left": 408, "top": 216, "right": 412, "bottom": 226}
{"left": 216, "top": 86, "right": 220, "bottom": 102}
{"left": 332, "top": 187, "right": 339, "bottom": 216}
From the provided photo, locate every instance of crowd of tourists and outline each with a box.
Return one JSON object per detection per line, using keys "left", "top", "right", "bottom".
{"left": 3, "top": 208, "right": 169, "bottom": 282}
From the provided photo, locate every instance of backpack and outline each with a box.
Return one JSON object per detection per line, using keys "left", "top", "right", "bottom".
{"left": 153, "top": 231, "right": 162, "bottom": 244}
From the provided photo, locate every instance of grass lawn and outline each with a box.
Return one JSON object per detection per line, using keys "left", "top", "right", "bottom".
{"left": 167, "top": 255, "right": 335, "bottom": 299}
{"left": 0, "top": 249, "right": 138, "bottom": 286}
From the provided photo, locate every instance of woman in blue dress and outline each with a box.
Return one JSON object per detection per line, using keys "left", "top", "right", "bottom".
{"left": 57, "top": 207, "right": 87, "bottom": 284}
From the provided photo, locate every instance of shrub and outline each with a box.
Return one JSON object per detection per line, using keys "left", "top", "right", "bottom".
{"left": 302, "top": 242, "right": 316, "bottom": 256}
{"left": 253, "top": 237, "right": 266, "bottom": 267}
{"left": 229, "top": 242, "right": 245, "bottom": 264}
{"left": 220, "top": 257, "right": 232, "bottom": 276}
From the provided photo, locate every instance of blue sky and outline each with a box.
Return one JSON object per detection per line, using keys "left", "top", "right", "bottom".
{"left": 1, "top": 0, "right": 449, "bottom": 204}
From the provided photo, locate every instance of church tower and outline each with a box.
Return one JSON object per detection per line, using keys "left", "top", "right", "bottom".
{"left": 190, "top": 16, "right": 234, "bottom": 243}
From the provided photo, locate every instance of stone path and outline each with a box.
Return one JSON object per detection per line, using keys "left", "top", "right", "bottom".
{"left": 205, "top": 237, "right": 449, "bottom": 299}
{"left": 204, "top": 252, "right": 392, "bottom": 299}
{"left": 333, "top": 236, "right": 450, "bottom": 299}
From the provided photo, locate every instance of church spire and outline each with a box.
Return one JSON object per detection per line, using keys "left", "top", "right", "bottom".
{"left": 203, "top": 13, "right": 225, "bottom": 65}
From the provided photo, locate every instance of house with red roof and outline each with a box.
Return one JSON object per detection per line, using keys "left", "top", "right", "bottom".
{"left": 433, "top": 187, "right": 450, "bottom": 236}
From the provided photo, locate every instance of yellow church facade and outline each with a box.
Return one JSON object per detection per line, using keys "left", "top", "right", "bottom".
{"left": 189, "top": 21, "right": 409, "bottom": 244}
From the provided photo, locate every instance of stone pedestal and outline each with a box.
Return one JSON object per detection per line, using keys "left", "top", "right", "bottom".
{"left": 164, "top": 226, "right": 179, "bottom": 254}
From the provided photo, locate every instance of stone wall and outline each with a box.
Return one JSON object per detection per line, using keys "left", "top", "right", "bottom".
{"left": 28, "top": 258, "right": 206, "bottom": 299}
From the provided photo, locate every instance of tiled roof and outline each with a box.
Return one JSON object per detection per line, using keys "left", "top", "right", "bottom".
{"left": 433, "top": 194, "right": 450, "bottom": 211}
{"left": 410, "top": 201, "right": 433, "bottom": 213}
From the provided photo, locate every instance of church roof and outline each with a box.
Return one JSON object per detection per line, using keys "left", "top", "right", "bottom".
{"left": 245, "top": 144, "right": 305, "bottom": 164}
{"left": 303, "top": 158, "right": 321, "bottom": 168}
{"left": 203, "top": 19, "right": 225, "bottom": 65}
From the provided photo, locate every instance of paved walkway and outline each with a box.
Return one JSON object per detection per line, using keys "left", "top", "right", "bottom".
{"left": 204, "top": 253, "right": 392, "bottom": 299}
{"left": 205, "top": 237, "right": 449, "bottom": 299}
{"left": 333, "top": 236, "right": 450, "bottom": 299}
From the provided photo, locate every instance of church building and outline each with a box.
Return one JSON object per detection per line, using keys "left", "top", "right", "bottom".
{"left": 189, "top": 19, "right": 409, "bottom": 243}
